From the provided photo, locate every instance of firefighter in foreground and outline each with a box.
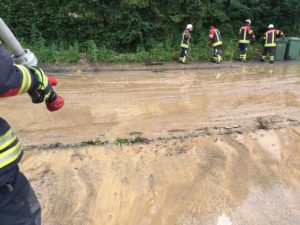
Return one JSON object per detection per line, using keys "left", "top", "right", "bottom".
{"left": 0, "top": 41, "right": 64, "bottom": 225}
{"left": 238, "top": 19, "right": 255, "bottom": 62}
{"left": 261, "top": 24, "right": 284, "bottom": 64}
{"left": 179, "top": 24, "right": 193, "bottom": 64}
{"left": 209, "top": 26, "right": 223, "bottom": 63}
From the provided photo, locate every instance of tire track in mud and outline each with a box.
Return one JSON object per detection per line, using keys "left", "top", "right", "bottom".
{"left": 32, "top": 151, "right": 103, "bottom": 225}
{"left": 66, "top": 154, "right": 97, "bottom": 225}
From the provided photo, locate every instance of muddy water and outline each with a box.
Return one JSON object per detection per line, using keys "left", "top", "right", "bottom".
{"left": 1, "top": 62, "right": 300, "bottom": 225}
{"left": 1, "top": 62, "right": 300, "bottom": 145}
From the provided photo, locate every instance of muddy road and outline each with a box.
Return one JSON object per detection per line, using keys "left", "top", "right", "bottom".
{"left": 2, "top": 62, "right": 300, "bottom": 145}
{"left": 1, "top": 62, "right": 300, "bottom": 225}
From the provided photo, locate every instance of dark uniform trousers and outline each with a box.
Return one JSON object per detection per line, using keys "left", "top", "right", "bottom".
{"left": 0, "top": 46, "right": 42, "bottom": 225}
{"left": 214, "top": 46, "right": 222, "bottom": 57}
{"left": 179, "top": 47, "right": 188, "bottom": 63}
{"left": 239, "top": 43, "right": 248, "bottom": 61}
{"left": 262, "top": 47, "right": 275, "bottom": 62}
{"left": 212, "top": 45, "right": 222, "bottom": 63}
{"left": 0, "top": 164, "right": 41, "bottom": 225}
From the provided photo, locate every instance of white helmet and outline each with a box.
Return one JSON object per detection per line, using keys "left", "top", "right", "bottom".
{"left": 186, "top": 24, "right": 193, "bottom": 30}
{"left": 245, "top": 19, "right": 251, "bottom": 24}
{"left": 268, "top": 24, "right": 274, "bottom": 29}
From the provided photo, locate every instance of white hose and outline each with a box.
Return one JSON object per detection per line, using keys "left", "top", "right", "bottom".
{"left": 0, "top": 18, "right": 25, "bottom": 57}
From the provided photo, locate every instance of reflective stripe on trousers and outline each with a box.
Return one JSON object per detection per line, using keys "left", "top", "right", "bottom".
{"left": 262, "top": 47, "right": 275, "bottom": 61}
{"left": 179, "top": 48, "right": 188, "bottom": 63}
{"left": 239, "top": 43, "right": 248, "bottom": 60}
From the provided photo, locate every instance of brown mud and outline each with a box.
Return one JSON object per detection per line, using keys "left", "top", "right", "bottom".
{"left": 1, "top": 61, "right": 300, "bottom": 225}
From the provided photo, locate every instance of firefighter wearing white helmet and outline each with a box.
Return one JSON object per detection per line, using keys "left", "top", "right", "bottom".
{"left": 179, "top": 24, "right": 193, "bottom": 64}
{"left": 261, "top": 24, "right": 284, "bottom": 64}
{"left": 238, "top": 19, "right": 255, "bottom": 62}
{"left": 186, "top": 24, "right": 193, "bottom": 30}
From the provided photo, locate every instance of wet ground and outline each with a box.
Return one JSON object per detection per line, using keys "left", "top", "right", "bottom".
{"left": 2, "top": 61, "right": 300, "bottom": 145}
{"left": 1, "top": 61, "right": 300, "bottom": 225}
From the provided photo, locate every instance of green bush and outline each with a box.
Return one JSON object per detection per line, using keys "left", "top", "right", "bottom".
{"left": 86, "top": 40, "right": 99, "bottom": 63}
{"left": 23, "top": 40, "right": 80, "bottom": 63}
{"left": 23, "top": 40, "right": 263, "bottom": 63}
{"left": 0, "top": 0, "right": 299, "bottom": 62}
{"left": 149, "top": 43, "right": 174, "bottom": 61}
{"left": 134, "top": 47, "right": 149, "bottom": 62}
{"left": 1, "top": 0, "right": 298, "bottom": 64}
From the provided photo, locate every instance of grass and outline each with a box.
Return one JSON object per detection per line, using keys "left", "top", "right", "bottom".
{"left": 114, "top": 134, "right": 149, "bottom": 146}
{"left": 21, "top": 38, "right": 264, "bottom": 64}
{"left": 80, "top": 138, "right": 108, "bottom": 147}
{"left": 23, "top": 40, "right": 80, "bottom": 63}
{"left": 79, "top": 133, "right": 149, "bottom": 147}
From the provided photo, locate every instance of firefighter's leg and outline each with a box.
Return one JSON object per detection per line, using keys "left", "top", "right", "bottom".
{"left": 214, "top": 46, "right": 222, "bottom": 63}
{"left": 239, "top": 44, "right": 243, "bottom": 61}
{"left": 217, "top": 46, "right": 223, "bottom": 62}
{"left": 269, "top": 47, "right": 275, "bottom": 64}
{"left": 0, "top": 166, "right": 41, "bottom": 225}
{"left": 212, "top": 47, "right": 218, "bottom": 63}
{"left": 0, "top": 118, "right": 41, "bottom": 225}
{"left": 179, "top": 48, "right": 188, "bottom": 63}
{"left": 239, "top": 44, "right": 246, "bottom": 62}
{"left": 261, "top": 47, "right": 268, "bottom": 62}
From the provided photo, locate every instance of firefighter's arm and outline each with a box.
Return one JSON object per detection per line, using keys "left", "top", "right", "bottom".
{"left": 248, "top": 27, "right": 255, "bottom": 39}
{"left": 277, "top": 30, "right": 284, "bottom": 37}
{"left": 0, "top": 46, "right": 26, "bottom": 97}
{"left": 208, "top": 30, "right": 214, "bottom": 44}
{"left": 263, "top": 32, "right": 267, "bottom": 40}
{"left": 260, "top": 32, "right": 266, "bottom": 44}
{"left": 208, "top": 36, "right": 212, "bottom": 44}
{"left": 0, "top": 46, "right": 63, "bottom": 111}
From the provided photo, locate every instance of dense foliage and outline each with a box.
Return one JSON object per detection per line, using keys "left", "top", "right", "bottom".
{"left": 0, "top": 0, "right": 299, "bottom": 62}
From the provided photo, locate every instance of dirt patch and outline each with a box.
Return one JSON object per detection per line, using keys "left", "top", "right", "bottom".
{"left": 20, "top": 128, "right": 300, "bottom": 225}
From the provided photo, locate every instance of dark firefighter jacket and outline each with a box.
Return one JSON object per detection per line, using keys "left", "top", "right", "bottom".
{"left": 180, "top": 29, "right": 191, "bottom": 48}
{"left": 209, "top": 27, "right": 223, "bottom": 47}
{"left": 263, "top": 29, "right": 284, "bottom": 47}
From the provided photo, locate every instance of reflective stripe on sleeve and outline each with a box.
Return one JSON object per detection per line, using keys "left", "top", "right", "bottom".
{"left": 0, "top": 129, "right": 17, "bottom": 151}
{"left": 15, "top": 65, "right": 32, "bottom": 94}
{"left": 0, "top": 142, "right": 22, "bottom": 169}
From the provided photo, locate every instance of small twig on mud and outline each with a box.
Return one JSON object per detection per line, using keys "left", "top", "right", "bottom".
{"left": 257, "top": 117, "right": 269, "bottom": 130}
